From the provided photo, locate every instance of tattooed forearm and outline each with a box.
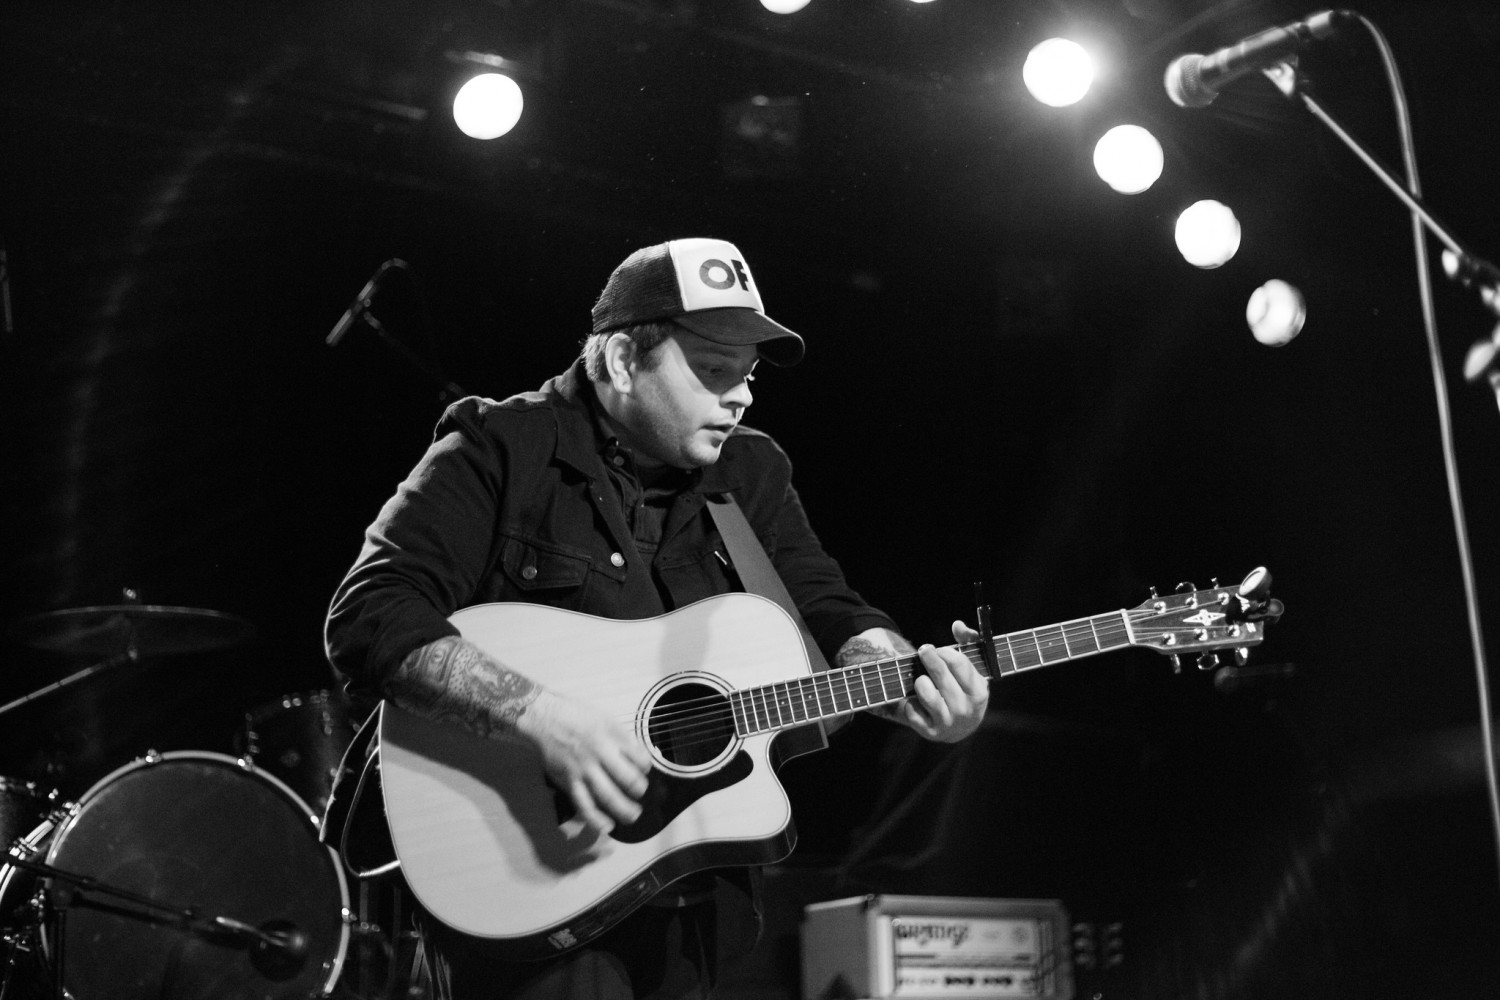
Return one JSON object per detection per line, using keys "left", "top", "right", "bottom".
{"left": 837, "top": 629, "right": 917, "bottom": 723}
{"left": 835, "top": 632, "right": 914, "bottom": 668}
{"left": 390, "top": 636, "right": 541, "bottom": 739}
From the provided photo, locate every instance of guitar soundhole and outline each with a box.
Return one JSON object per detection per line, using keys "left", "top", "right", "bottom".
{"left": 648, "top": 682, "right": 734, "bottom": 768}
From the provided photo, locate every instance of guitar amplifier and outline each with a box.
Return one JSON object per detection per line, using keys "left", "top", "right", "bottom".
{"left": 800, "top": 895, "right": 1073, "bottom": 1000}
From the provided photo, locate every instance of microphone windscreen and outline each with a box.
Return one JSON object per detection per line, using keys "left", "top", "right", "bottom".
{"left": 1164, "top": 54, "right": 1216, "bottom": 108}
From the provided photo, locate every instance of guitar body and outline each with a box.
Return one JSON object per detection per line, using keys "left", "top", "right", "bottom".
{"left": 378, "top": 592, "right": 816, "bottom": 959}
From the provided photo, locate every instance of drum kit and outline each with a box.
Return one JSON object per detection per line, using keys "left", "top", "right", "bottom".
{"left": 0, "top": 601, "right": 389, "bottom": 1000}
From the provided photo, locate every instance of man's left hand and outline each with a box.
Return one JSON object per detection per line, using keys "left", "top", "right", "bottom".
{"left": 897, "top": 620, "right": 990, "bottom": 743}
{"left": 842, "top": 623, "right": 989, "bottom": 743}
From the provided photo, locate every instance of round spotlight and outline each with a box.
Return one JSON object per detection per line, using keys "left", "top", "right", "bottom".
{"left": 761, "top": 0, "right": 812, "bottom": 13}
{"left": 1246, "top": 279, "right": 1306, "bottom": 346}
{"left": 1175, "top": 199, "right": 1242, "bottom": 269}
{"left": 1093, "top": 124, "right": 1164, "bottom": 194}
{"left": 453, "top": 72, "right": 524, "bottom": 140}
{"left": 1023, "top": 38, "right": 1095, "bottom": 107}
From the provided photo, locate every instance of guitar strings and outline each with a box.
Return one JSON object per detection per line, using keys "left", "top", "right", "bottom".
{"left": 628, "top": 609, "right": 1218, "bottom": 736}
{"left": 629, "top": 656, "right": 922, "bottom": 739}
{"left": 621, "top": 610, "right": 1235, "bottom": 750}
{"left": 627, "top": 617, "right": 1144, "bottom": 732}
{"left": 632, "top": 658, "right": 918, "bottom": 730}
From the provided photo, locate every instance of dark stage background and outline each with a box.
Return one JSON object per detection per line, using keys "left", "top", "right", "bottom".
{"left": 2, "top": 1, "right": 1498, "bottom": 997}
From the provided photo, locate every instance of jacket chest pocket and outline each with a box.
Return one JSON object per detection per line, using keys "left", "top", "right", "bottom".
{"left": 497, "top": 535, "right": 593, "bottom": 595}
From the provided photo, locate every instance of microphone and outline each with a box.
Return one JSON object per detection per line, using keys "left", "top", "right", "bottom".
{"left": 325, "top": 258, "right": 404, "bottom": 346}
{"left": 1165, "top": 10, "right": 1352, "bottom": 109}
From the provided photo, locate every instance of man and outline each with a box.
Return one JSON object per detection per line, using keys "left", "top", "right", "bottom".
{"left": 324, "top": 238, "right": 990, "bottom": 999}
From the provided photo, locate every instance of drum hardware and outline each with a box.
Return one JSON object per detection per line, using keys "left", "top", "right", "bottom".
{"left": 1, "top": 596, "right": 255, "bottom": 720}
{"left": 237, "top": 690, "right": 358, "bottom": 818}
{"left": 4, "top": 600, "right": 255, "bottom": 659}
{"left": 1, "top": 811, "right": 63, "bottom": 1000}
{"left": 0, "top": 782, "right": 58, "bottom": 859}
{"left": 0, "top": 648, "right": 139, "bottom": 721}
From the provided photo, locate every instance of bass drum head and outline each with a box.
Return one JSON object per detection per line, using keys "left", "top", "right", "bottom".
{"left": 46, "top": 751, "right": 349, "bottom": 999}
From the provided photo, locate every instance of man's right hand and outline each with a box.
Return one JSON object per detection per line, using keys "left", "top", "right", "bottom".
{"left": 515, "top": 689, "right": 654, "bottom": 836}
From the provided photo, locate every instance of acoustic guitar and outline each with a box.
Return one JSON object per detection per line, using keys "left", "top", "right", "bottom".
{"left": 378, "top": 570, "right": 1281, "bottom": 959}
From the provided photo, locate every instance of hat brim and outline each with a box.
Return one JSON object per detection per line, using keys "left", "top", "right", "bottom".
{"left": 672, "top": 308, "right": 805, "bottom": 366}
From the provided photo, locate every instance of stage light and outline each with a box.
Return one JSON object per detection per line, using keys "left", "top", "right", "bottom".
{"left": 1023, "top": 38, "right": 1095, "bottom": 107}
{"left": 1093, "top": 124, "right": 1163, "bottom": 194}
{"left": 1246, "top": 279, "right": 1306, "bottom": 345}
{"left": 453, "top": 72, "right": 524, "bottom": 140}
{"left": 761, "top": 0, "right": 812, "bottom": 13}
{"left": 1175, "top": 199, "right": 1241, "bottom": 269}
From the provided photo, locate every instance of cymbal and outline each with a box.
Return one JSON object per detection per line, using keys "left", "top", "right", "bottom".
{"left": 5, "top": 604, "right": 256, "bottom": 657}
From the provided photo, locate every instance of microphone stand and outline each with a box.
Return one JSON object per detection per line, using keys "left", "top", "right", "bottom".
{"left": 1259, "top": 61, "right": 1500, "bottom": 324}
{"left": 1, "top": 853, "right": 312, "bottom": 990}
{"left": 361, "top": 311, "right": 469, "bottom": 403}
{"left": 323, "top": 259, "right": 469, "bottom": 404}
{"left": 1260, "top": 38, "right": 1500, "bottom": 889}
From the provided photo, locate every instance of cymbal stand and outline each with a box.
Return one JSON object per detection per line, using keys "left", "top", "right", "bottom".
{"left": 0, "top": 648, "right": 139, "bottom": 720}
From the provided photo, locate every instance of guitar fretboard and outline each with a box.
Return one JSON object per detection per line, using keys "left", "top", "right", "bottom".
{"left": 729, "top": 610, "right": 1135, "bottom": 737}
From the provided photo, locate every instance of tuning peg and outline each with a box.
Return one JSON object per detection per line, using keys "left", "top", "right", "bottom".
{"left": 1197, "top": 652, "right": 1221, "bottom": 671}
{"left": 1175, "top": 581, "right": 1197, "bottom": 594}
{"left": 1238, "top": 566, "right": 1272, "bottom": 601}
{"left": 1170, "top": 654, "right": 1182, "bottom": 674}
{"left": 1148, "top": 584, "right": 1159, "bottom": 599}
{"left": 1234, "top": 647, "right": 1250, "bottom": 666}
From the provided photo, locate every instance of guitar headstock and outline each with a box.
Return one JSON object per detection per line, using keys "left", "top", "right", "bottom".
{"left": 1128, "top": 567, "right": 1283, "bottom": 671}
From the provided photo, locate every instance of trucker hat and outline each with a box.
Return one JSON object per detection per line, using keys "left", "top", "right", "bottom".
{"left": 590, "top": 238, "right": 805, "bottom": 365}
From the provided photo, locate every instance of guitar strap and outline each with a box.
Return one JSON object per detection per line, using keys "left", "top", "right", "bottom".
{"left": 707, "top": 494, "right": 831, "bottom": 756}
{"left": 706, "top": 494, "right": 830, "bottom": 674}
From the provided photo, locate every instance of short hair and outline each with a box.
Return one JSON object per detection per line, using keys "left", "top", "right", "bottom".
{"left": 580, "top": 320, "right": 676, "bottom": 383}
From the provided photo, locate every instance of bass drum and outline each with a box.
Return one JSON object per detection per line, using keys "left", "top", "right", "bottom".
{"left": 44, "top": 751, "right": 350, "bottom": 1000}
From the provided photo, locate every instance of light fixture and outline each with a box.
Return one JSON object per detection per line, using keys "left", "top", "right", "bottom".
{"left": 453, "top": 72, "right": 524, "bottom": 140}
{"left": 1246, "top": 279, "right": 1306, "bottom": 346}
{"left": 1023, "top": 38, "right": 1095, "bottom": 107}
{"left": 1092, "top": 125, "right": 1163, "bottom": 194}
{"left": 1175, "top": 199, "right": 1241, "bottom": 269}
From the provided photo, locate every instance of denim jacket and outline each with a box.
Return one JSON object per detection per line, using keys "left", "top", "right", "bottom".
{"left": 325, "top": 360, "right": 896, "bottom": 699}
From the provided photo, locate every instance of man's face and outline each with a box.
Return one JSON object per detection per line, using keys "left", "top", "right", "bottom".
{"left": 620, "top": 329, "right": 758, "bottom": 469}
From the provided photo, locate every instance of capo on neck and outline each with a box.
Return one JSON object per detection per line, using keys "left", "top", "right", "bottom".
{"left": 973, "top": 581, "right": 1000, "bottom": 679}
